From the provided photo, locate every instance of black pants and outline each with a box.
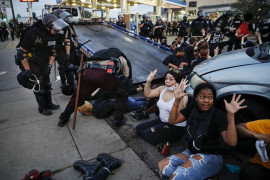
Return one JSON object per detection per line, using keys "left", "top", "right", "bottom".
{"left": 135, "top": 119, "right": 185, "bottom": 146}
{"left": 60, "top": 69, "right": 128, "bottom": 121}
{"left": 239, "top": 162, "right": 270, "bottom": 180}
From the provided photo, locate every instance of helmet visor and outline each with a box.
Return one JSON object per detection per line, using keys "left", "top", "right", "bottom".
{"left": 51, "top": 19, "right": 69, "bottom": 31}
{"left": 59, "top": 11, "right": 71, "bottom": 22}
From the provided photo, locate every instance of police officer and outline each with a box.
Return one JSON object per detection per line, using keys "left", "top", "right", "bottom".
{"left": 153, "top": 17, "right": 166, "bottom": 43}
{"left": 53, "top": 9, "right": 77, "bottom": 95}
{"left": 258, "top": 10, "right": 270, "bottom": 43}
{"left": 116, "top": 14, "right": 127, "bottom": 29}
{"left": 219, "top": 11, "right": 243, "bottom": 52}
{"left": 17, "top": 14, "right": 69, "bottom": 115}
{"left": 138, "top": 14, "right": 154, "bottom": 38}
{"left": 213, "top": 10, "right": 233, "bottom": 33}
{"left": 189, "top": 10, "right": 208, "bottom": 39}
{"left": 177, "top": 14, "right": 190, "bottom": 41}
{"left": 204, "top": 12, "right": 212, "bottom": 33}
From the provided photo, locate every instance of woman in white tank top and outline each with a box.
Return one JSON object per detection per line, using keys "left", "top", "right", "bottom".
{"left": 135, "top": 68, "right": 189, "bottom": 154}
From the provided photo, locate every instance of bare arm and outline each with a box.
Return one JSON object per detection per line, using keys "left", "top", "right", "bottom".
{"left": 168, "top": 63, "right": 179, "bottom": 69}
{"left": 144, "top": 69, "right": 162, "bottom": 98}
{"left": 236, "top": 123, "right": 270, "bottom": 143}
{"left": 221, "top": 94, "right": 247, "bottom": 146}
{"left": 138, "top": 23, "right": 144, "bottom": 29}
{"left": 168, "top": 78, "right": 189, "bottom": 124}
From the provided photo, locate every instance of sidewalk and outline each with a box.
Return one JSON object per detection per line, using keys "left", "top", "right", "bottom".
{"left": 0, "top": 39, "right": 158, "bottom": 180}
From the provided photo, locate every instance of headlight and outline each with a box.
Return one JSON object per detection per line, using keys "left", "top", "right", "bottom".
{"left": 190, "top": 74, "right": 206, "bottom": 89}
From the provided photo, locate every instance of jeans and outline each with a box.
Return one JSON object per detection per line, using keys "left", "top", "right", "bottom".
{"left": 162, "top": 149, "right": 223, "bottom": 180}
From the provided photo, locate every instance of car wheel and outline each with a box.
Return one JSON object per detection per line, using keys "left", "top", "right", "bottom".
{"left": 216, "top": 95, "right": 270, "bottom": 123}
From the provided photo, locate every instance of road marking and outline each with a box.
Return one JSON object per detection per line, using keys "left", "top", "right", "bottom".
{"left": 0, "top": 71, "right": 7, "bottom": 76}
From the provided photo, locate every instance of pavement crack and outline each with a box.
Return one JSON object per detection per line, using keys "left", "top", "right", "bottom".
{"left": 67, "top": 124, "right": 83, "bottom": 160}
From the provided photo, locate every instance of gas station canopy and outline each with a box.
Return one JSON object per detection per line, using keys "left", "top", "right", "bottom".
{"left": 56, "top": 0, "right": 185, "bottom": 10}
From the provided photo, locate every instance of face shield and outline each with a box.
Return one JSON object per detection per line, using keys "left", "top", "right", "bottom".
{"left": 59, "top": 11, "right": 72, "bottom": 24}
{"left": 51, "top": 19, "right": 69, "bottom": 31}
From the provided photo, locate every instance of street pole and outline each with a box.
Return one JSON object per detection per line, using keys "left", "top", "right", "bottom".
{"left": 27, "top": 1, "right": 33, "bottom": 24}
{"left": 10, "top": 0, "right": 16, "bottom": 23}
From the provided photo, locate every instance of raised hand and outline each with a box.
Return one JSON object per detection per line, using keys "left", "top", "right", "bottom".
{"left": 174, "top": 78, "right": 190, "bottom": 100}
{"left": 146, "top": 69, "right": 157, "bottom": 82}
{"left": 224, "top": 93, "right": 247, "bottom": 114}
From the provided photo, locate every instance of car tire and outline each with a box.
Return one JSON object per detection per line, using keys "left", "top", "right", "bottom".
{"left": 216, "top": 95, "right": 270, "bottom": 123}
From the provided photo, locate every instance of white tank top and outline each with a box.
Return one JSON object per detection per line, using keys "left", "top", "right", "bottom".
{"left": 157, "top": 88, "right": 186, "bottom": 127}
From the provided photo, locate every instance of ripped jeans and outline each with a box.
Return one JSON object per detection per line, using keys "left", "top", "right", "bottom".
{"left": 161, "top": 149, "right": 223, "bottom": 180}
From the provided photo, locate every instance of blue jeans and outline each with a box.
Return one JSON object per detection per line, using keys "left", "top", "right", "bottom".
{"left": 162, "top": 149, "right": 223, "bottom": 180}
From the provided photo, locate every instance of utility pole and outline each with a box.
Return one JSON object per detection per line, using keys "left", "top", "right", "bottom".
{"left": 10, "top": 0, "right": 16, "bottom": 23}
{"left": 27, "top": 1, "right": 33, "bottom": 24}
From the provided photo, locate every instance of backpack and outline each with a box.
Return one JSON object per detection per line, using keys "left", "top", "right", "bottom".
{"left": 236, "top": 21, "right": 249, "bottom": 39}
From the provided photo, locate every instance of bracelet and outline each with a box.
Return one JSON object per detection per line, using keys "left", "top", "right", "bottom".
{"left": 172, "top": 108, "right": 178, "bottom": 111}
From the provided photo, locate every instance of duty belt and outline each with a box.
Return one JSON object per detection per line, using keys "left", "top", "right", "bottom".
{"left": 87, "top": 62, "right": 107, "bottom": 70}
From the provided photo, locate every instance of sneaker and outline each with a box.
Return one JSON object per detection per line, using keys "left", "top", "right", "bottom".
{"left": 130, "top": 110, "right": 149, "bottom": 121}
{"left": 161, "top": 142, "right": 170, "bottom": 156}
{"left": 256, "top": 140, "right": 269, "bottom": 162}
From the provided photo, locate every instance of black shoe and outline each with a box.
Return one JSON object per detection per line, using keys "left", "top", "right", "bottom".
{"left": 96, "top": 153, "right": 122, "bottom": 171}
{"left": 58, "top": 118, "right": 69, "bottom": 127}
{"left": 130, "top": 110, "right": 149, "bottom": 121}
{"left": 112, "top": 117, "right": 126, "bottom": 127}
{"left": 73, "top": 160, "right": 102, "bottom": 179}
{"left": 39, "top": 108, "right": 52, "bottom": 115}
{"left": 47, "top": 103, "right": 60, "bottom": 110}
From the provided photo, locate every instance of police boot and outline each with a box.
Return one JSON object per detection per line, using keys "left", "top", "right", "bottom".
{"left": 45, "top": 90, "right": 60, "bottom": 110}
{"left": 35, "top": 92, "right": 52, "bottom": 116}
{"left": 58, "top": 106, "right": 73, "bottom": 127}
{"left": 73, "top": 160, "right": 102, "bottom": 180}
{"left": 96, "top": 153, "right": 122, "bottom": 171}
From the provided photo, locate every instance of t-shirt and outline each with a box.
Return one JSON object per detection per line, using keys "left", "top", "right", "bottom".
{"left": 190, "top": 56, "right": 208, "bottom": 71}
{"left": 185, "top": 46, "right": 196, "bottom": 63}
{"left": 181, "top": 103, "right": 228, "bottom": 154}
{"left": 247, "top": 119, "right": 270, "bottom": 169}
{"left": 162, "top": 53, "right": 187, "bottom": 67}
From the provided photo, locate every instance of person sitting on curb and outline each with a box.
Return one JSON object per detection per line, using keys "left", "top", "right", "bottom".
{"left": 73, "top": 153, "right": 122, "bottom": 180}
{"left": 236, "top": 119, "right": 270, "bottom": 180}
{"left": 158, "top": 83, "right": 246, "bottom": 179}
{"left": 135, "top": 68, "right": 189, "bottom": 156}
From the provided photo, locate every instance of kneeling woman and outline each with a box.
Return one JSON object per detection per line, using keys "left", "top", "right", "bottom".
{"left": 135, "top": 68, "right": 189, "bottom": 148}
{"left": 158, "top": 83, "right": 247, "bottom": 179}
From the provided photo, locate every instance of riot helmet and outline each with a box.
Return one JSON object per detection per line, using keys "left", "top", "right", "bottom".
{"left": 118, "top": 14, "right": 124, "bottom": 20}
{"left": 53, "top": 9, "right": 72, "bottom": 24}
{"left": 143, "top": 14, "right": 149, "bottom": 20}
{"left": 42, "top": 14, "right": 69, "bottom": 31}
{"left": 205, "top": 13, "right": 210, "bottom": 18}
{"left": 225, "top": 10, "right": 233, "bottom": 18}
{"left": 236, "top": 11, "right": 243, "bottom": 20}
{"left": 183, "top": 14, "right": 188, "bottom": 20}
{"left": 197, "top": 10, "right": 205, "bottom": 17}
{"left": 157, "top": 17, "right": 162, "bottom": 22}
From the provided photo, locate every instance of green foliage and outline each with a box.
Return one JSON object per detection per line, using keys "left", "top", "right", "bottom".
{"left": 83, "top": 10, "right": 92, "bottom": 19}
{"left": 231, "top": 0, "right": 270, "bottom": 24}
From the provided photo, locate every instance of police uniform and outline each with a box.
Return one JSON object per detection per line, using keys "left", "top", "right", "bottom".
{"left": 116, "top": 21, "right": 127, "bottom": 29}
{"left": 58, "top": 48, "right": 132, "bottom": 127}
{"left": 177, "top": 19, "right": 190, "bottom": 37}
{"left": 18, "top": 15, "right": 68, "bottom": 115}
{"left": 153, "top": 21, "right": 166, "bottom": 43}
{"left": 228, "top": 17, "right": 243, "bottom": 51}
{"left": 139, "top": 20, "right": 153, "bottom": 37}
{"left": 190, "top": 17, "right": 208, "bottom": 37}
{"left": 259, "top": 16, "right": 270, "bottom": 43}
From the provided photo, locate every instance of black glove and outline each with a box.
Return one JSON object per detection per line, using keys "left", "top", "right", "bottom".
{"left": 44, "top": 65, "right": 52, "bottom": 76}
{"left": 24, "top": 70, "right": 33, "bottom": 77}
{"left": 66, "top": 54, "right": 70, "bottom": 61}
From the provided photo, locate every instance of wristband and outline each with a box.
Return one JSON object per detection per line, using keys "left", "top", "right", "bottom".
{"left": 172, "top": 108, "right": 178, "bottom": 111}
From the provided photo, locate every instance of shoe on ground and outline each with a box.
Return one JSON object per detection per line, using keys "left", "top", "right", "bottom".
{"left": 96, "top": 153, "right": 122, "bottom": 171}
{"left": 58, "top": 118, "right": 69, "bottom": 127}
{"left": 73, "top": 160, "right": 102, "bottom": 179}
{"left": 47, "top": 103, "right": 60, "bottom": 110}
{"left": 39, "top": 108, "right": 52, "bottom": 116}
{"left": 130, "top": 110, "right": 149, "bottom": 121}
{"left": 256, "top": 140, "right": 269, "bottom": 162}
